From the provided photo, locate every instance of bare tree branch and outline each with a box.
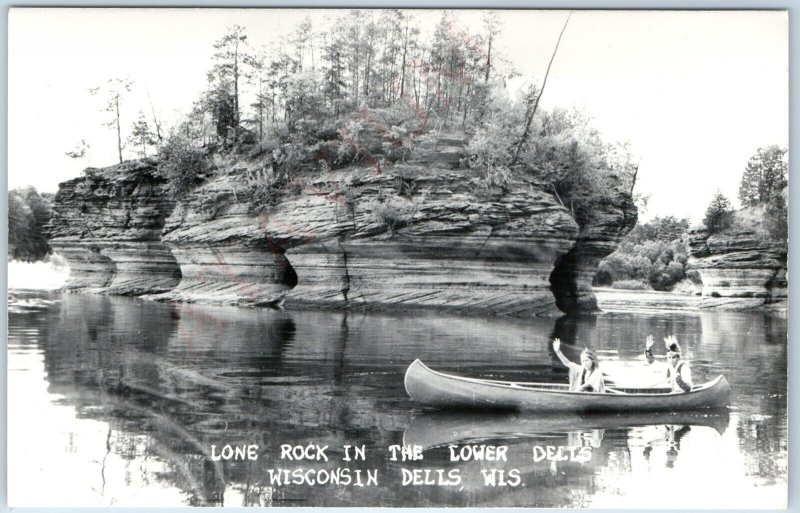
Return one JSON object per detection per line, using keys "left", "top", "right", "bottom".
{"left": 510, "top": 12, "right": 572, "bottom": 167}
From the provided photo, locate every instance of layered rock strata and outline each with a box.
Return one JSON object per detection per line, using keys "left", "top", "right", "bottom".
{"left": 153, "top": 188, "right": 298, "bottom": 306}
{"left": 282, "top": 172, "right": 579, "bottom": 315}
{"left": 48, "top": 157, "right": 638, "bottom": 316}
{"left": 549, "top": 188, "right": 639, "bottom": 312}
{"left": 154, "top": 168, "right": 581, "bottom": 315}
{"left": 47, "top": 244, "right": 116, "bottom": 292}
{"left": 46, "top": 160, "right": 181, "bottom": 294}
{"left": 687, "top": 227, "right": 787, "bottom": 311}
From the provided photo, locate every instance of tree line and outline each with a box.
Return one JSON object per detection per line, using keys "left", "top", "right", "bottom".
{"left": 8, "top": 187, "right": 53, "bottom": 261}
{"left": 704, "top": 145, "right": 787, "bottom": 240}
{"left": 71, "top": 12, "right": 634, "bottom": 232}
{"left": 40, "top": 13, "right": 789, "bottom": 275}
{"left": 80, "top": 12, "right": 506, "bottom": 164}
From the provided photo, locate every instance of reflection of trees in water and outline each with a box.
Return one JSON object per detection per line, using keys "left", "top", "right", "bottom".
{"left": 699, "top": 312, "right": 787, "bottom": 484}
{"left": 735, "top": 416, "right": 786, "bottom": 482}
{"left": 39, "top": 296, "right": 293, "bottom": 505}
{"left": 37, "top": 297, "right": 419, "bottom": 506}
{"left": 20, "top": 295, "right": 787, "bottom": 507}
{"left": 329, "top": 314, "right": 352, "bottom": 429}
{"left": 700, "top": 312, "right": 786, "bottom": 409}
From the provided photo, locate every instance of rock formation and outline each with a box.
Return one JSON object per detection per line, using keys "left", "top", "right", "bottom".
{"left": 47, "top": 155, "right": 638, "bottom": 316}
{"left": 687, "top": 226, "right": 787, "bottom": 311}
{"left": 46, "top": 160, "right": 182, "bottom": 295}
{"left": 153, "top": 175, "right": 299, "bottom": 307}
{"left": 549, "top": 187, "right": 638, "bottom": 312}
{"left": 152, "top": 165, "right": 581, "bottom": 315}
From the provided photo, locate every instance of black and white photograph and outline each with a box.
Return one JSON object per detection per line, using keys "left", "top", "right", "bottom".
{"left": 6, "top": 7, "right": 789, "bottom": 508}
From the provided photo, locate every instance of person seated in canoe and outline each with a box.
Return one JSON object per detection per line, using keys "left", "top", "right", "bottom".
{"left": 665, "top": 337, "right": 693, "bottom": 393}
{"left": 552, "top": 338, "right": 606, "bottom": 393}
{"left": 645, "top": 334, "right": 693, "bottom": 393}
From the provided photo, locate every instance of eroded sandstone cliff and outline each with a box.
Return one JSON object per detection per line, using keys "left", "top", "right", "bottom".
{"left": 152, "top": 165, "right": 581, "bottom": 315}
{"left": 549, "top": 189, "right": 638, "bottom": 312}
{"left": 46, "top": 160, "right": 182, "bottom": 295}
{"left": 47, "top": 156, "right": 638, "bottom": 316}
{"left": 687, "top": 226, "right": 787, "bottom": 311}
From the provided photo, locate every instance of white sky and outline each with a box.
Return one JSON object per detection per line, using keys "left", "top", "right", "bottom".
{"left": 8, "top": 9, "right": 788, "bottom": 223}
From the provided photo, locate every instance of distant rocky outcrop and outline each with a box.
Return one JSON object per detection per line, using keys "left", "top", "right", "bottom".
{"left": 687, "top": 226, "right": 787, "bottom": 311}
{"left": 46, "top": 153, "right": 638, "bottom": 316}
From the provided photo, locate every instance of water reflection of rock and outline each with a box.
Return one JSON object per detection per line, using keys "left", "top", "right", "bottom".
{"left": 699, "top": 312, "right": 786, "bottom": 414}
{"left": 36, "top": 297, "right": 411, "bottom": 505}
{"left": 23, "top": 296, "right": 786, "bottom": 507}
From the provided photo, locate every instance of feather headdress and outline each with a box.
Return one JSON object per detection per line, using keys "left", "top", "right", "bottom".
{"left": 664, "top": 335, "right": 682, "bottom": 356}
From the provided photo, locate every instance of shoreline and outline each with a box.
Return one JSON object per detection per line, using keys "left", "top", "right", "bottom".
{"left": 594, "top": 287, "right": 786, "bottom": 315}
{"left": 594, "top": 287, "right": 702, "bottom": 314}
{"left": 10, "top": 281, "right": 786, "bottom": 317}
{"left": 9, "top": 254, "right": 785, "bottom": 317}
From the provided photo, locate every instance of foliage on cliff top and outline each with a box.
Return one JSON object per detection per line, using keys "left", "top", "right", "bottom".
{"left": 156, "top": 134, "right": 210, "bottom": 198}
{"left": 735, "top": 146, "right": 787, "bottom": 242}
{"left": 108, "top": 13, "right": 637, "bottom": 229}
{"left": 466, "top": 104, "right": 637, "bottom": 227}
{"left": 703, "top": 191, "right": 734, "bottom": 235}
{"left": 701, "top": 146, "right": 787, "bottom": 241}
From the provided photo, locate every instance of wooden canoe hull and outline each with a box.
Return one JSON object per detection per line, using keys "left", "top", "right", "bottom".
{"left": 404, "top": 359, "right": 731, "bottom": 413}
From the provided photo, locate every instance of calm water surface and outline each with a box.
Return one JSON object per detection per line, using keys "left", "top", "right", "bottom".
{"left": 7, "top": 290, "right": 787, "bottom": 507}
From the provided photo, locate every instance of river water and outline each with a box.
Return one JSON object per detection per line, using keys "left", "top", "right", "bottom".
{"left": 7, "top": 290, "right": 787, "bottom": 508}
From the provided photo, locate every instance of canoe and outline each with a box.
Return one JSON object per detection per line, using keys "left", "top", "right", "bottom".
{"left": 403, "top": 410, "right": 730, "bottom": 450}
{"left": 404, "top": 359, "right": 731, "bottom": 413}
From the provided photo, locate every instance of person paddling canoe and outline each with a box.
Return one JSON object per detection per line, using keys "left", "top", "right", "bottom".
{"left": 552, "top": 338, "right": 606, "bottom": 393}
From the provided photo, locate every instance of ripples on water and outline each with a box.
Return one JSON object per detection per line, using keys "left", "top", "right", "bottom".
{"left": 7, "top": 290, "right": 787, "bottom": 507}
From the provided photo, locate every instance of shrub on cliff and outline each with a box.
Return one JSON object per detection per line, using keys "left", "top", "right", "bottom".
{"left": 247, "top": 166, "right": 288, "bottom": 213}
{"left": 466, "top": 105, "right": 637, "bottom": 227}
{"left": 465, "top": 112, "right": 517, "bottom": 173}
{"left": 157, "top": 135, "right": 209, "bottom": 198}
{"left": 369, "top": 195, "right": 417, "bottom": 235}
{"left": 764, "top": 188, "right": 788, "bottom": 241}
{"left": 728, "top": 200, "right": 788, "bottom": 244}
